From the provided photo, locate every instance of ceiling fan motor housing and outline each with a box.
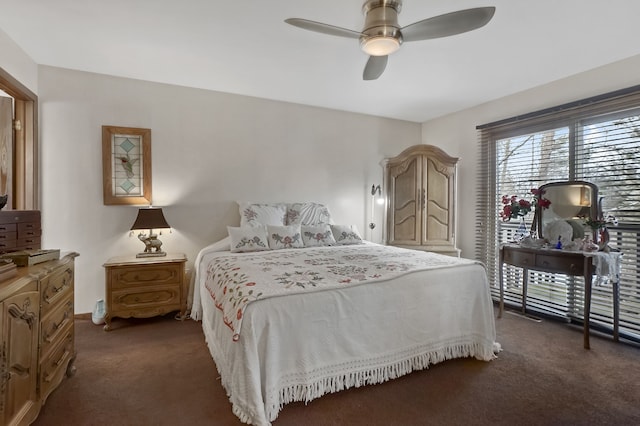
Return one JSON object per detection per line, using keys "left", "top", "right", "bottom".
{"left": 360, "top": 0, "right": 403, "bottom": 55}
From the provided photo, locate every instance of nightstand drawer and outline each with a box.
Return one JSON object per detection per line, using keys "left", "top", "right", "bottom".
{"left": 110, "top": 262, "right": 182, "bottom": 290}
{"left": 111, "top": 285, "right": 181, "bottom": 312}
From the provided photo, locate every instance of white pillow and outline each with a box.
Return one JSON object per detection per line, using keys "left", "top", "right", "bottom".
{"left": 238, "top": 202, "right": 287, "bottom": 227}
{"left": 286, "top": 202, "right": 332, "bottom": 226}
{"left": 331, "top": 224, "right": 363, "bottom": 245}
{"left": 267, "top": 225, "right": 304, "bottom": 249}
{"left": 302, "top": 224, "right": 336, "bottom": 247}
{"left": 227, "top": 226, "right": 270, "bottom": 253}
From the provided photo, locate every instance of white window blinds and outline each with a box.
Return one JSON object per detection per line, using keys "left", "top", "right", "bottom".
{"left": 477, "top": 86, "right": 640, "bottom": 342}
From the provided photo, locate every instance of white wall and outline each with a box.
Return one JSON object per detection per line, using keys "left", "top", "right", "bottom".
{"left": 421, "top": 53, "right": 640, "bottom": 258}
{"left": 37, "top": 66, "right": 421, "bottom": 314}
{"left": 0, "top": 28, "right": 38, "bottom": 93}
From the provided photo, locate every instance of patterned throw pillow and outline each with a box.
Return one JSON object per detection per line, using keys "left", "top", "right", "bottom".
{"left": 286, "top": 202, "right": 332, "bottom": 226}
{"left": 330, "top": 225, "right": 363, "bottom": 245}
{"left": 227, "top": 226, "right": 270, "bottom": 253}
{"left": 238, "top": 202, "right": 287, "bottom": 227}
{"left": 301, "top": 224, "right": 336, "bottom": 247}
{"left": 267, "top": 225, "right": 304, "bottom": 249}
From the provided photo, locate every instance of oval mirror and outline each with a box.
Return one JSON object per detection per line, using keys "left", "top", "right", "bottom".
{"left": 535, "top": 181, "right": 599, "bottom": 241}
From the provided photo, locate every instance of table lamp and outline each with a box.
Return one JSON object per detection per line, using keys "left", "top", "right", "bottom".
{"left": 130, "top": 207, "right": 170, "bottom": 258}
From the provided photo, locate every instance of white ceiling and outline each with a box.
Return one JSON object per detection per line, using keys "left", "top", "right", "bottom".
{"left": 1, "top": 0, "right": 640, "bottom": 123}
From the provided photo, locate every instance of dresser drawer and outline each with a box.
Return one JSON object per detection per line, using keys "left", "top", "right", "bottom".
{"left": 40, "top": 294, "right": 74, "bottom": 359}
{"left": 535, "top": 255, "right": 582, "bottom": 275}
{"left": 503, "top": 249, "right": 535, "bottom": 267}
{"left": 17, "top": 236, "right": 41, "bottom": 249}
{"left": 110, "top": 262, "right": 183, "bottom": 290}
{"left": 0, "top": 223, "right": 17, "bottom": 235}
{"left": 40, "top": 263, "right": 75, "bottom": 316}
{"left": 39, "top": 330, "right": 74, "bottom": 403}
{"left": 0, "top": 233, "right": 17, "bottom": 245}
{"left": 0, "top": 239, "right": 18, "bottom": 251}
{"left": 18, "top": 222, "right": 41, "bottom": 237}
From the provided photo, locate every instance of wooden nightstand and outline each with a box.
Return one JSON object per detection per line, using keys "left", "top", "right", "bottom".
{"left": 102, "top": 253, "right": 187, "bottom": 331}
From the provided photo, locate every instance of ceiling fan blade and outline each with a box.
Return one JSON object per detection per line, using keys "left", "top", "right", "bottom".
{"left": 285, "top": 18, "right": 362, "bottom": 39}
{"left": 363, "top": 55, "right": 388, "bottom": 81}
{"left": 401, "top": 7, "right": 496, "bottom": 42}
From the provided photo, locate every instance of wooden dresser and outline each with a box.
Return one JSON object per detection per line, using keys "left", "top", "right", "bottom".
{"left": 0, "top": 211, "right": 41, "bottom": 253}
{"left": 0, "top": 252, "right": 78, "bottom": 425}
{"left": 103, "top": 253, "right": 187, "bottom": 331}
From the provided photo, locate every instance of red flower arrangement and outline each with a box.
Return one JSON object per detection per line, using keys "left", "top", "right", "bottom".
{"left": 500, "top": 188, "right": 551, "bottom": 221}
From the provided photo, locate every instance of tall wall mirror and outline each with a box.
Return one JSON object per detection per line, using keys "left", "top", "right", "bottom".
{"left": 535, "top": 180, "right": 599, "bottom": 242}
{"left": 0, "top": 67, "right": 38, "bottom": 210}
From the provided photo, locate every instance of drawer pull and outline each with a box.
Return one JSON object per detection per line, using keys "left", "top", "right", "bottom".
{"left": 44, "top": 350, "right": 71, "bottom": 383}
{"left": 54, "top": 311, "right": 70, "bottom": 330}
{"left": 44, "top": 307, "right": 72, "bottom": 343}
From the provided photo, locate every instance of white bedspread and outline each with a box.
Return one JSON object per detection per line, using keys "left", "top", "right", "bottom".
{"left": 191, "top": 242, "right": 498, "bottom": 426}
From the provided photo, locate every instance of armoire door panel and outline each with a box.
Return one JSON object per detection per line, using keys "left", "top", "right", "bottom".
{"left": 424, "top": 157, "right": 453, "bottom": 243}
{"left": 426, "top": 201, "right": 449, "bottom": 241}
{"left": 388, "top": 155, "right": 422, "bottom": 245}
{"left": 393, "top": 215, "right": 418, "bottom": 242}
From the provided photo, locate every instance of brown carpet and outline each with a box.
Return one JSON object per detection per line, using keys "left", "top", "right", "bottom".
{"left": 33, "top": 308, "right": 640, "bottom": 426}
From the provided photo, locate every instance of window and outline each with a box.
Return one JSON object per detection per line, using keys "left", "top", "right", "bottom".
{"left": 477, "top": 86, "right": 640, "bottom": 343}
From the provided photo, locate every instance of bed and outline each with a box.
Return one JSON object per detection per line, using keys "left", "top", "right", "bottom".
{"left": 189, "top": 202, "right": 499, "bottom": 426}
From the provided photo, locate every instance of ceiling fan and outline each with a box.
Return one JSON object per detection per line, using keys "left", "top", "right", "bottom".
{"left": 285, "top": 1, "right": 495, "bottom": 80}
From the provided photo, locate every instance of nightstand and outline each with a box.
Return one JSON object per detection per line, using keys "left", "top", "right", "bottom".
{"left": 102, "top": 253, "right": 187, "bottom": 331}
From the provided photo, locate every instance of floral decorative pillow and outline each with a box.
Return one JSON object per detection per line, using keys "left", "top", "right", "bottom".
{"left": 227, "top": 226, "right": 270, "bottom": 253}
{"left": 286, "top": 202, "right": 333, "bottom": 226}
{"left": 331, "top": 224, "right": 363, "bottom": 245}
{"left": 266, "top": 225, "right": 304, "bottom": 249}
{"left": 238, "top": 202, "right": 287, "bottom": 228}
{"left": 302, "top": 224, "right": 336, "bottom": 247}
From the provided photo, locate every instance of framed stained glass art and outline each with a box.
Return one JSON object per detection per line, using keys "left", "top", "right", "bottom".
{"left": 102, "top": 125, "right": 152, "bottom": 205}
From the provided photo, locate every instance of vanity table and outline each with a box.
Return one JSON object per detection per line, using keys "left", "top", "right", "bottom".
{"left": 499, "top": 244, "right": 619, "bottom": 349}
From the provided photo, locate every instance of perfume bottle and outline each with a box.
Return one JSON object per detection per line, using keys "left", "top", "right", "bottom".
{"left": 555, "top": 236, "right": 562, "bottom": 249}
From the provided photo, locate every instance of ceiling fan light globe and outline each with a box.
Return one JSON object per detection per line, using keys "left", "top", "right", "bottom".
{"left": 361, "top": 36, "right": 400, "bottom": 56}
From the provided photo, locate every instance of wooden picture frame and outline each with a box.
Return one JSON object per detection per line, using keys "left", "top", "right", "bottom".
{"left": 102, "top": 125, "right": 152, "bottom": 205}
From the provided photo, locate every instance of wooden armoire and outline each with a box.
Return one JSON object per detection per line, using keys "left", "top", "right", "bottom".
{"left": 382, "top": 144, "right": 460, "bottom": 257}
